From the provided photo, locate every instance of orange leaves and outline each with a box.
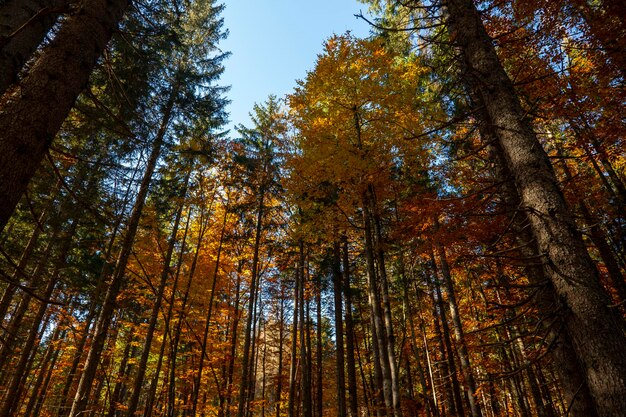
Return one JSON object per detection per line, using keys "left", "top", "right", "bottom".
{"left": 286, "top": 34, "right": 434, "bottom": 241}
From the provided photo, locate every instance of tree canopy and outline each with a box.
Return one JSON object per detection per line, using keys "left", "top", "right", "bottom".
{"left": 0, "top": 1, "right": 624, "bottom": 417}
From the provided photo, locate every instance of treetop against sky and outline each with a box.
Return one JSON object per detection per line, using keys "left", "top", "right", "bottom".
{"left": 220, "top": 0, "right": 370, "bottom": 132}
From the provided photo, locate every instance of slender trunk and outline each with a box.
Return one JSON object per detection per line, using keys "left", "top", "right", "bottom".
{"left": 299, "top": 241, "right": 313, "bottom": 417}
{"left": 169, "top": 206, "right": 209, "bottom": 417}
{"left": 237, "top": 191, "right": 265, "bottom": 417}
{"left": 247, "top": 282, "right": 262, "bottom": 417}
{"left": 433, "top": 240, "right": 482, "bottom": 417}
{"left": 341, "top": 237, "right": 359, "bottom": 417}
{"left": 287, "top": 254, "right": 300, "bottom": 417}
{"left": 362, "top": 200, "right": 392, "bottom": 416}
{"left": 30, "top": 328, "right": 64, "bottom": 417}
{"left": 68, "top": 85, "right": 175, "bottom": 417}
{"left": 419, "top": 319, "right": 438, "bottom": 417}
{"left": 427, "top": 273, "right": 461, "bottom": 417}
{"left": 315, "top": 271, "right": 323, "bottom": 417}
{"left": 145, "top": 205, "right": 189, "bottom": 417}
{"left": 261, "top": 318, "right": 267, "bottom": 417}
{"left": 225, "top": 262, "right": 243, "bottom": 417}
{"left": 126, "top": 174, "right": 188, "bottom": 417}
{"left": 23, "top": 324, "right": 63, "bottom": 417}
{"left": 0, "top": 182, "right": 57, "bottom": 324}
{"left": 274, "top": 294, "right": 285, "bottom": 417}
{"left": 106, "top": 330, "right": 135, "bottom": 417}
{"left": 56, "top": 158, "right": 140, "bottom": 416}
{"left": 367, "top": 186, "right": 402, "bottom": 417}
{"left": 1, "top": 215, "right": 78, "bottom": 414}
{"left": 399, "top": 255, "right": 435, "bottom": 417}
{"left": 191, "top": 199, "right": 229, "bottom": 417}
{"left": 353, "top": 105, "right": 390, "bottom": 416}
{"left": 332, "top": 240, "right": 347, "bottom": 417}
{"left": 0, "top": 234, "right": 54, "bottom": 369}
{"left": 0, "top": 276, "right": 56, "bottom": 417}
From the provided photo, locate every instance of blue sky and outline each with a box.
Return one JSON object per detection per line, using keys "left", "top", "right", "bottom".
{"left": 219, "top": 0, "right": 371, "bottom": 134}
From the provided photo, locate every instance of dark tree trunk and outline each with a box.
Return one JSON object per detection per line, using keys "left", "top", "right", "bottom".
{"left": 0, "top": 276, "right": 56, "bottom": 417}
{"left": 0, "top": 0, "right": 68, "bottom": 95}
{"left": 342, "top": 237, "right": 359, "bottom": 417}
{"left": 315, "top": 271, "right": 323, "bottom": 417}
{"left": 464, "top": 53, "right": 598, "bottom": 416}
{"left": 23, "top": 324, "right": 65, "bottom": 417}
{"left": 332, "top": 240, "right": 347, "bottom": 417}
{"left": 237, "top": 192, "right": 265, "bottom": 417}
{"left": 299, "top": 241, "right": 313, "bottom": 417}
{"left": 126, "top": 173, "right": 189, "bottom": 417}
{"left": 169, "top": 205, "right": 210, "bottom": 417}
{"left": 0, "top": 0, "right": 128, "bottom": 230}
{"left": 0, "top": 184, "right": 56, "bottom": 324}
{"left": 68, "top": 85, "right": 174, "bottom": 417}
{"left": 444, "top": 0, "right": 626, "bottom": 414}
{"left": 190, "top": 197, "right": 228, "bottom": 417}
{"left": 106, "top": 329, "right": 135, "bottom": 417}
{"left": 274, "top": 293, "right": 285, "bottom": 417}
{"left": 224, "top": 262, "right": 243, "bottom": 417}
{"left": 287, "top": 252, "right": 300, "bottom": 417}
{"left": 433, "top": 240, "right": 482, "bottom": 417}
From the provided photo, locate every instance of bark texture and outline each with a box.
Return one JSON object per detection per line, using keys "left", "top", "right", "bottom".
{"left": 444, "top": 0, "right": 626, "bottom": 414}
{"left": 0, "top": 0, "right": 128, "bottom": 231}
{"left": 0, "top": 0, "right": 68, "bottom": 95}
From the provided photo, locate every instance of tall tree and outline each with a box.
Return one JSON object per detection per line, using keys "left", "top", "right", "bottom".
{"left": 0, "top": 0, "right": 129, "bottom": 230}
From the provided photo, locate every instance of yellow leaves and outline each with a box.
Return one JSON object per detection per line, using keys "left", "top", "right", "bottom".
{"left": 284, "top": 33, "right": 442, "bottom": 242}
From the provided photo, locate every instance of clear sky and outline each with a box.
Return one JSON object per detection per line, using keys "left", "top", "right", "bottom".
{"left": 219, "top": 0, "right": 372, "bottom": 134}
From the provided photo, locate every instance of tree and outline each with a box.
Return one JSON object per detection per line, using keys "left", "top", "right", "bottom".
{"left": 442, "top": 1, "right": 626, "bottom": 414}
{"left": 0, "top": 0, "right": 129, "bottom": 230}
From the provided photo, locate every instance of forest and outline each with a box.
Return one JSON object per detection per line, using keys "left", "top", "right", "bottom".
{"left": 0, "top": 0, "right": 625, "bottom": 416}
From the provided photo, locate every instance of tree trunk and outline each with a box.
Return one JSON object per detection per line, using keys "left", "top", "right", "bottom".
{"left": 237, "top": 191, "right": 265, "bottom": 417}
{"left": 106, "top": 329, "right": 135, "bottom": 417}
{"left": 274, "top": 293, "right": 285, "bottom": 417}
{"left": 426, "top": 271, "right": 462, "bottom": 417}
{"left": 332, "top": 240, "right": 347, "bottom": 417}
{"left": 224, "top": 262, "right": 243, "bottom": 417}
{"left": 299, "top": 241, "right": 313, "bottom": 417}
{"left": 190, "top": 196, "right": 228, "bottom": 417}
{"left": 315, "top": 271, "right": 323, "bottom": 417}
{"left": 126, "top": 173, "right": 189, "bottom": 417}
{"left": 23, "top": 323, "right": 64, "bottom": 417}
{"left": 0, "top": 182, "right": 57, "bottom": 324}
{"left": 168, "top": 204, "right": 211, "bottom": 417}
{"left": 342, "top": 237, "right": 359, "bottom": 417}
{"left": 0, "top": 234, "right": 54, "bottom": 371}
{"left": 444, "top": 0, "right": 626, "bottom": 414}
{"left": 368, "top": 185, "right": 402, "bottom": 417}
{"left": 68, "top": 85, "right": 175, "bottom": 417}
{"left": 362, "top": 197, "right": 392, "bottom": 416}
{"left": 287, "top": 253, "right": 300, "bottom": 417}
{"left": 0, "top": 0, "right": 68, "bottom": 95}
{"left": 433, "top": 240, "right": 482, "bottom": 417}
{"left": 0, "top": 0, "right": 128, "bottom": 230}
{"left": 0, "top": 276, "right": 56, "bottom": 417}
{"left": 467, "top": 60, "right": 598, "bottom": 417}
{"left": 399, "top": 255, "right": 435, "bottom": 417}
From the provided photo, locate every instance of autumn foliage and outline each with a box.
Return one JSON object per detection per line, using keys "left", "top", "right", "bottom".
{"left": 0, "top": 1, "right": 625, "bottom": 417}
